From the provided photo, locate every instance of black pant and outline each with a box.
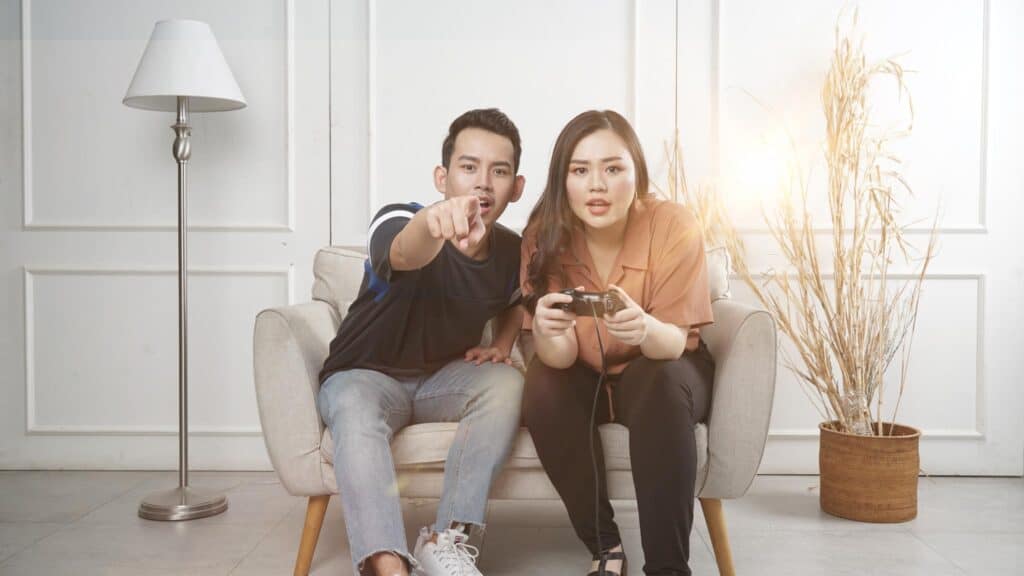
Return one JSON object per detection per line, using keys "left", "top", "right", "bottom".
{"left": 523, "top": 343, "right": 715, "bottom": 576}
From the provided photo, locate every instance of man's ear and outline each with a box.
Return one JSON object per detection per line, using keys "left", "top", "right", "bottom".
{"left": 433, "top": 165, "right": 448, "bottom": 195}
{"left": 511, "top": 174, "right": 526, "bottom": 203}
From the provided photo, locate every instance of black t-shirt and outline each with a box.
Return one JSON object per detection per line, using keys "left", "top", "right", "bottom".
{"left": 319, "top": 202, "right": 522, "bottom": 382}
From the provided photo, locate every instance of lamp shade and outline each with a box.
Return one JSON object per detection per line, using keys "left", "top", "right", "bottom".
{"left": 124, "top": 19, "right": 246, "bottom": 112}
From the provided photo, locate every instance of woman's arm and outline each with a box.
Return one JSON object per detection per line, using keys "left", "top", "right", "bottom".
{"left": 605, "top": 285, "right": 688, "bottom": 360}
{"left": 639, "top": 315, "right": 688, "bottom": 359}
{"left": 531, "top": 292, "right": 579, "bottom": 369}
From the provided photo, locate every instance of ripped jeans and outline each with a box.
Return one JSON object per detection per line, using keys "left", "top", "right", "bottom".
{"left": 317, "top": 358, "right": 524, "bottom": 574}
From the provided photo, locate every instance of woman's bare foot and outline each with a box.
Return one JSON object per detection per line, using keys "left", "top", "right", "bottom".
{"left": 370, "top": 550, "right": 409, "bottom": 576}
{"left": 590, "top": 544, "right": 624, "bottom": 574}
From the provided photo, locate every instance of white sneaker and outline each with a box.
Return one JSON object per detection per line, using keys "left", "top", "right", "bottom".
{"left": 413, "top": 526, "right": 482, "bottom": 576}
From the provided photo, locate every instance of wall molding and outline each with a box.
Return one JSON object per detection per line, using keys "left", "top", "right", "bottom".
{"left": 366, "top": 0, "right": 377, "bottom": 227}
{"left": 743, "top": 272, "right": 987, "bottom": 442}
{"left": 23, "top": 265, "right": 293, "bottom": 437}
{"left": 25, "top": 425, "right": 264, "bottom": 437}
{"left": 20, "top": 0, "right": 296, "bottom": 232}
{"left": 768, "top": 428, "right": 985, "bottom": 440}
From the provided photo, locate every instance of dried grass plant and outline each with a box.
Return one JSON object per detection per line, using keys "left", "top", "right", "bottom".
{"left": 662, "top": 16, "right": 938, "bottom": 435}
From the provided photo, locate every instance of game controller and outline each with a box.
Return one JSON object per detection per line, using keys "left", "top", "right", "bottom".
{"left": 554, "top": 288, "right": 625, "bottom": 316}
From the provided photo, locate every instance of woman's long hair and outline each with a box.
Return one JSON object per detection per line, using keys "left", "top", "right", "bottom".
{"left": 524, "top": 110, "right": 651, "bottom": 313}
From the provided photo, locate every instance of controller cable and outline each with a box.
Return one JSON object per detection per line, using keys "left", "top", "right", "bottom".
{"left": 589, "top": 305, "right": 610, "bottom": 572}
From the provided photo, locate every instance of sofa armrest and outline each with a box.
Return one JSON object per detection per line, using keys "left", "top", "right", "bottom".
{"left": 253, "top": 300, "right": 340, "bottom": 496}
{"left": 698, "top": 299, "right": 777, "bottom": 499}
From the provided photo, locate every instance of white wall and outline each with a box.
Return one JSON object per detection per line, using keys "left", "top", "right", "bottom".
{"left": 330, "top": 0, "right": 678, "bottom": 246}
{"left": 331, "top": 0, "right": 1024, "bottom": 476}
{"left": 1, "top": 0, "right": 1021, "bottom": 474}
{"left": 0, "top": 0, "right": 329, "bottom": 469}
{"left": 677, "top": 0, "right": 1024, "bottom": 475}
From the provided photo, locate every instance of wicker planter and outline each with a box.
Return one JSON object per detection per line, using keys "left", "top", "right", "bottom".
{"left": 818, "top": 421, "right": 920, "bottom": 523}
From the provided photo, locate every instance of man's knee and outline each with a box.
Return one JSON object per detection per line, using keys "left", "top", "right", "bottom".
{"left": 475, "top": 363, "right": 525, "bottom": 408}
{"left": 320, "top": 376, "right": 393, "bottom": 432}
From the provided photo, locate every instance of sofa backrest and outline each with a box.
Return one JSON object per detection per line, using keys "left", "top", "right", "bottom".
{"left": 312, "top": 244, "right": 731, "bottom": 313}
{"left": 311, "top": 246, "right": 366, "bottom": 316}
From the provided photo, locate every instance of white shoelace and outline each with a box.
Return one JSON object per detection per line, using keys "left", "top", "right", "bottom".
{"left": 432, "top": 532, "right": 480, "bottom": 575}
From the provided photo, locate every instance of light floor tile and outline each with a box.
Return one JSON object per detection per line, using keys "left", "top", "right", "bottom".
{"left": 0, "top": 522, "right": 64, "bottom": 564}
{"left": 912, "top": 531, "right": 1024, "bottom": 576}
{"left": 0, "top": 471, "right": 154, "bottom": 523}
{"left": 2, "top": 473, "right": 1020, "bottom": 575}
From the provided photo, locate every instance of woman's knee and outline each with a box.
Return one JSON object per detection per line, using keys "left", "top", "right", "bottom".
{"left": 626, "top": 358, "right": 697, "bottom": 414}
{"left": 523, "top": 358, "right": 574, "bottom": 425}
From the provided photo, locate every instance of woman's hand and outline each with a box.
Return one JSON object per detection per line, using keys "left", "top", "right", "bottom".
{"left": 533, "top": 289, "right": 579, "bottom": 339}
{"left": 604, "top": 284, "right": 649, "bottom": 346}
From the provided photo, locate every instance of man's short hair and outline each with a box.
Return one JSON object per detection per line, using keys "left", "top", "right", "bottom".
{"left": 441, "top": 108, "right": 522, "bottom": 173}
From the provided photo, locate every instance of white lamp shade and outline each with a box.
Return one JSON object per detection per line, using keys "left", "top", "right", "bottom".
{"left": 124, "top": 19, "right": 246, "bottom": 112}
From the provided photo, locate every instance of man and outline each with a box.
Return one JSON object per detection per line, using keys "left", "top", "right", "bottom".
{"left": 317, "top": 109, "right": 526, "bottom": 576}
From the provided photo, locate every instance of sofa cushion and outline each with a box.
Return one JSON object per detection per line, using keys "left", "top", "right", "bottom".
{"left": 319, "top": 422, "right": 707, "bottom": 474}
{"left": 705, "top": 245, "right": 731, "bottom": 302}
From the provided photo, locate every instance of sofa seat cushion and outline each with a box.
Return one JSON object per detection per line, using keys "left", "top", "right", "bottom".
{"left": 319, "top": 422, "right": 706, "bottom": 473}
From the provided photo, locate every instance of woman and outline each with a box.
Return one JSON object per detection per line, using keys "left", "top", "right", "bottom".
{"left": 521, "top": 110, "right": 715, "bottom": 576}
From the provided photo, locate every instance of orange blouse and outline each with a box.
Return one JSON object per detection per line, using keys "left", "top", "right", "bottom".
{"left": 521, "top": 196, "right": 714, "bottom": 375}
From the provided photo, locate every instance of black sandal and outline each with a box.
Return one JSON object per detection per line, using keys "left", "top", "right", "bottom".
{"left": 586, "top": 550, "right": 627, "bottom": 576}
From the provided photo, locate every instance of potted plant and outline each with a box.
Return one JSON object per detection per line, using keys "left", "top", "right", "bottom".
{"left": 664, "top": 16, "right": 937, "bottom": 522}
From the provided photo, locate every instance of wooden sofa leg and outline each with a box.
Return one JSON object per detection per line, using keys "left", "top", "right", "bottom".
{"left": 700, "top": 498, "right": 735, "bottom": 576}
{"left": 295, "top": 495, "right": 330, "bottom": 576}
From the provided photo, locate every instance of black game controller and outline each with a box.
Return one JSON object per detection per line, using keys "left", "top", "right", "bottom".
{"left": 554, "top": 288, "right": 625, "bottom": 317}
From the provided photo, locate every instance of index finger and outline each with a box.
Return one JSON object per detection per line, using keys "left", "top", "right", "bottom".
{"left": 541, "top": 291, "right": 574, "bottom": 305}
{"left": 452, "top": 209, "right": 470, "bottom": 239}
{"left": 462, "top": 195, "right": 480, "bottom": 216}
{"left": 608, "top": 284, "right": 635, "bottom": 305}
{"left": 605, "top": 304, "right": 640, "bottom": 322}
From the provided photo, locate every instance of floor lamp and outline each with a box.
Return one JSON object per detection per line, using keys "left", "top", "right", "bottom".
{"left": 123, "top": 19, "right": 247, "bottom": 521}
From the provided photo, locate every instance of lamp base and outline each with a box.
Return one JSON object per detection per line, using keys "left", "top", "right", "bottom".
{"left": 138, "top": 486, "right": 228, "bottom": 521}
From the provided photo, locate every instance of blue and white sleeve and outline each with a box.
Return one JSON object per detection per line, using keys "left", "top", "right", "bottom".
{"left": 367, "top": 202, "right": 421, "bottom": 282}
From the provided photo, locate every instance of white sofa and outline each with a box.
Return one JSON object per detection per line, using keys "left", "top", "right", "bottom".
{"left": 254, "top": 246, "right": 777, "bottom": 575}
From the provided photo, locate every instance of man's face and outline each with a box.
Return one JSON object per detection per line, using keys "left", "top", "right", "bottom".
{"left": 435, "top": 127, "right": 524, "bottom": 228}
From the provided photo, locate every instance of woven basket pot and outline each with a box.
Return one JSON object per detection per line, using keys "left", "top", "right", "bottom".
{"left": 819, "top": 421, "right": 921, "bottom": 523}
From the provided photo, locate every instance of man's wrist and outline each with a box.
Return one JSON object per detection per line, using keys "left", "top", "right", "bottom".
{"left": 492, "top": 339, "right": 514, "bottom": 357}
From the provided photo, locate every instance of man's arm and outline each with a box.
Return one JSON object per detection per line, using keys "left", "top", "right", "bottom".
{"left": 464, "top": 305, "right": 525, "bottom": 365}
{"left": 492, "top": 305, "right": 525, "bottom": 357}
{"left": 390, "top": 196, "right": 484, "bottom": 271}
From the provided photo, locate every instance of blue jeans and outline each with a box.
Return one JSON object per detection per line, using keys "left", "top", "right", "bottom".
{"left": 317, "top": 358, "right": 524, "bottom": 574}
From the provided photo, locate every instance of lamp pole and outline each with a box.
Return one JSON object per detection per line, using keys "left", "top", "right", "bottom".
{"left": 173, "top": 95, "right": 191, "bottom": 490}
{"left": 137, "top": 96, "right": 227, "bottom": 521}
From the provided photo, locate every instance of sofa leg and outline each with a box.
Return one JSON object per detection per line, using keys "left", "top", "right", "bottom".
{"left": 700, "top": 498, "right": 735, "bottom": 576}
{"left": 294, "top": 495, "right": 330, "bottom": 576}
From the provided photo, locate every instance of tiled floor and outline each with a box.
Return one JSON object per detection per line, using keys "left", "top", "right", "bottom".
{"left": 0, "top": 471, "right": 1021, "bottom": 575}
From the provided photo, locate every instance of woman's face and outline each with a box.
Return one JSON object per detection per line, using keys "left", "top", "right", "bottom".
{"left": 565, "top": 129, "right": 636, "bottom": 231}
